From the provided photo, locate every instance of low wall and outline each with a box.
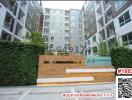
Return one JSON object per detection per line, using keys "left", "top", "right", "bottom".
{"left": 85, "top": 55, "right": 112, "bottom": 66}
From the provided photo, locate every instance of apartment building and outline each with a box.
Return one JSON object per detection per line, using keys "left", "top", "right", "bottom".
{"left": 0, "top": 0, "right": 43, "bottom": 41}
{"left": 25, "top": 1, "right": 42, "bottom": 33}
{"left": 112, "top": 0, "right": 132, "bottom": 48}
{"left": 43, "top": 8, "right": 82, "bottom": 53}
{"left": 70, "top": 9, "right": 82, "bottom": 54}
{"left": 43, "top": 8, "right": 69, "bottom": 52}
{"left": 82, "top": 1, "right": 98, "bottom": 56}
{"left": 82, "top": 0, "right": 132, "bottom": 56}
{"left": 0, "top": 0, "right": 28, "bottom": 41}
{"left": 38, "top": 2, "right": 44, "bottom": 33}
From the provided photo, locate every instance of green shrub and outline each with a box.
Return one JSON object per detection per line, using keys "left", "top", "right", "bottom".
{"left": 97, "top": 42, "right": 110, "bottom": 56}
{"left": 110, "top": 48, "right": 132, "bottom": 69}
{"left": 0, "top": 40, "right": 45, "bottom": 86}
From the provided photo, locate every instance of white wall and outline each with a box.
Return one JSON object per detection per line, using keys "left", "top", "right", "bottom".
{"left": 48, "top": 9, "right": 66, "bottom": 51}
{"left": 114, "top": 5, "right": 132, "bottom": 37}
{"left": 114, "top": 5, "right": 132, "bottom": 48}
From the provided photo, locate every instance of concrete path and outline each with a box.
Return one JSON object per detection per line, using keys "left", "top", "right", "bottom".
{"left": 0, "top": 83, "right": 116, "bottom": 100}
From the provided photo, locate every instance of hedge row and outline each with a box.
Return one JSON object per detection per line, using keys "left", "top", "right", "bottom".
{"left": 0, "top": 41, "right": 45, "bottom": 86}
{"left": 110, "top": 48, "right": 132, "bottom": 69}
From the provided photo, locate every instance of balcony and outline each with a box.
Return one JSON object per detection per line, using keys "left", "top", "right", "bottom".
{"left": 108, "top": 37, "right": 116, "bottom": 50}
{"left": 97, "top": 17, "right": 104, "bottom": 30}
{"left": 1, "top": 30, "right": 12, "bottom": 41}
{"left": 44, "top": 22, "right": 50, "bottom": 28}
{"left": 15, "top": 22, "right": 23, "bottom": 38}
{"left": 1, "top": 0, "right": 18, "bottom": 16}
{"left": 45, "top": 8, "right": 50, "bottom": 15}
{"left": 106, "top": 22, "right": 115, "bottom": 38}
{"left": 45, "top": 15, "right": 50, "bottom": 22}
{"left": 18, "top": 8, "right": 25, "bottom": 24}
{"left": 65, "top": 10, "right": 70, "bottom": 17}
{"left": 44, "top": 36, "right": 48, "bottom": 43}
{"left": 3, "top": 12, "right": 15, "bottom": 32}
{"left": 65, "top": 34, "right": 70, "bottom": 38}
{"left": 65, "top": 30, "right": 70, "bottom": 33}
{"left": 95, "top": 1, "right": 101, "bottom": 11}
{"left": 64, "top": 44, "right": 70, "bottom": 52}
{"left": 97, "top": 5, "right": 102, "bottom": 17}
{"left": 20, "top": 1, "right": 27, "bottom": 10}
{"left": 99, "top": 29, "right": 105, "bottom": 41}
{"left": 105, "top": 8, "right": 112, "bottom": 24}
{"left": 44, "top": 29, "right": 49, "bottom": 35}
{"left": 103, "top": 0, "right": 110, "bottom": 11}
{"left": 65, "top": 24, "right": 70, "bottom": 30}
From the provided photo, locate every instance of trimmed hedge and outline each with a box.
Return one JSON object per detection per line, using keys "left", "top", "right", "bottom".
{"left": 110, "top": 48, "right": 132, "bottom": 69}
{"left": 0, "top": 41, "right": 45, "bottom": 86}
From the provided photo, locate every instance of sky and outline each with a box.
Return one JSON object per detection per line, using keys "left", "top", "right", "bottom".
{"left": 42, "top": 1, "right": 85, "bottom": 10}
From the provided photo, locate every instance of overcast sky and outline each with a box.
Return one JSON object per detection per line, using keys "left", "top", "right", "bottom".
{"left": 42, "top": 1, "right": 85, "bottom": 10}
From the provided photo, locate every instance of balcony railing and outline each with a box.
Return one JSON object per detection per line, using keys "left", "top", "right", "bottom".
{"left": 3, "top": 13, "right": 14, "bottom": 32}
{"left": 107, "top": 29, "right": 115, "bottom": 38}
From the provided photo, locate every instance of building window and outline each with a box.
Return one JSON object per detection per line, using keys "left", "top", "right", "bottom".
{"left": 44, "top": 29, "right": 49, "bottom": 35}
{"left": 119, "top": 11, "right": 131, "bottom": 27}
{"left": 44, "top": 22, "right": 49, "bottom": 27}
{"left": 45, "top": 15, "right": 50, "bottom": 21}
{"left": 51, "top": 36, "right": 54, "bottom": 40}
{"left": 65, "top": 11, "right": 70, "bottom": 16}
{"left": 122, "top": 32, "right": 132, "bottom": 46}
{"left": 115, "top": 0, "right": 126, "bottom": 10}
{"left": 1, "top": 31, "right": 11, "bottom": 41}
{"left": 88, "top": 49, "right": 91, "bottom": 55}
{"left": 92, "top": 47, "right": 97, "bottom": 54}
{"left": 92, "top": 35, "right": 96, "bottom": 42}
{"left": 85, "top": 42, "right": 87, "bottom": 48}
{"left": 108, "top": 38, "right": 116, "bottom": 50}
{"left": 45, "top": 37, "right": 48, "bottom": 42}
{"left": 87, "top": 40, "right": 90, "bottom": 45}
{"left": 50, "top": 44, "right": 54, "bottom": 48}
{"left": 45, "top": 8, "right": 50, "bottom": 14}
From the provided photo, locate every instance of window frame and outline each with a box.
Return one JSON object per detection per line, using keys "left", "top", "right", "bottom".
{"left": 119, "top": 11, "right": 131, "bottom": 27}
{"left": 115, "top": 0, "right": 127, "bottom": 11}
{"left": 122, "top": 32, "right": 132, "bottom": 46}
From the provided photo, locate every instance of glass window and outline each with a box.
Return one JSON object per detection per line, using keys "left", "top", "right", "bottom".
{"left": 122, "top": 32, "right": 132, "bottom": 45}
{"left": 44, "top": 29, "right": 49, "bottom": 35}
{"left": 1, "top": 31, "right": 11, "bottom": 41}
{"left": 128, "top": 32, "right": 132, "bottom": 44}
{"left": 92, "top": 35, "right": 96, "bottom": 42}
{"left": 45, "top": 9, "right": 50, "bottom": 14}
{"left": 92, "top": 47, "right": 97, "bottom": 54}
{"left": 124, "top": 11, "right": 131, "bottom": 23}
{"left": 122, "top": 35, "right": 128, "bottom": 46}
{"left": 119, "top": 11, "right": 131, "bottom": 27}
{"left": 50, "top": 44, "right": 54, "bottom": 48}
{"left": 87, "top": 40, "right": 90, "bottom": 45}
{"left": 85, "top": 42, "right": 87, "bottom": 48}
{"left": 115, "top": 0, "right": 126, "bottom": 10}
{"left": 51, "top": 36, "right": 54, "bottom": 40}
{"left": 45, "top": 37, "right": 48, "bottom": 42}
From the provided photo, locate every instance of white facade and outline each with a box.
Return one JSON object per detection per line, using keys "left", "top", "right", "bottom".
{"left": 95, "top": 1, "right": 116, "bottom": 50}
{"left": 44, "top": 8, "right": 70, "bottom": 52}
{"left": 44, "top": 8, "right": 82, "bottom": 53}
{"left": 70, "top": 9, "right": 81, "bottom": 54}
{"left": 114, "top": 5, "right": 132, "bottom": 48}
{"left": 0, "top": 1, "right": 29, "bottom": 41}
{"left": 83, "top": 0, "right": 132, "bottom": 56}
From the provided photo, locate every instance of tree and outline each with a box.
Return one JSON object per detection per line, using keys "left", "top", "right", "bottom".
{"left": 98, "top": 42, "right": 110, "bottom": 56}
{"left": 30, "top": 32, "right": 44, "bottom": 46}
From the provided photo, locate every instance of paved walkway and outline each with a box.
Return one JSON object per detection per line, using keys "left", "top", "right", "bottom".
{"left": 0, "top": 83, "right": 116, "bottom": 100}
